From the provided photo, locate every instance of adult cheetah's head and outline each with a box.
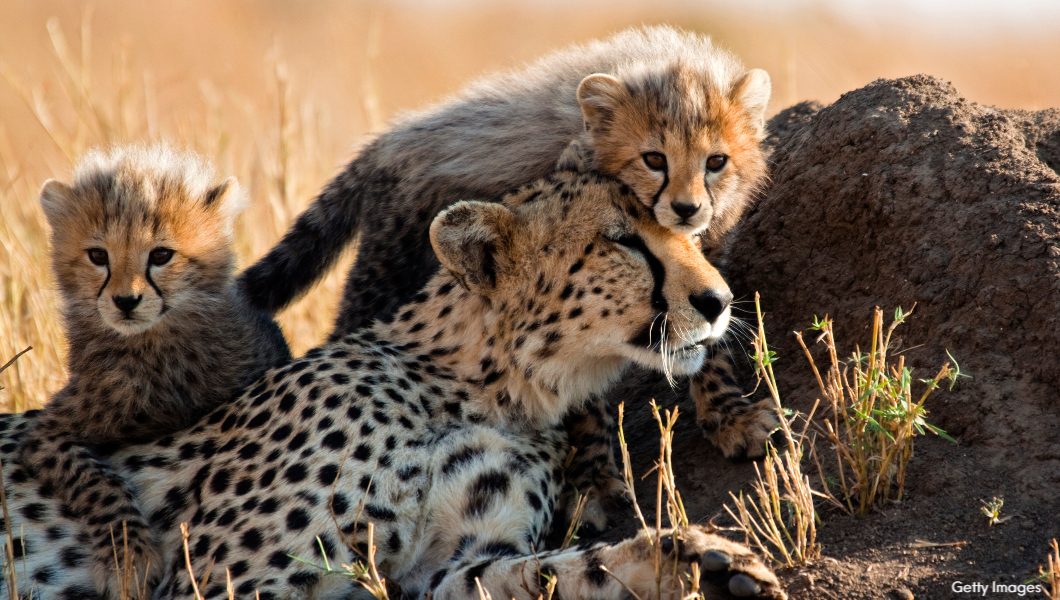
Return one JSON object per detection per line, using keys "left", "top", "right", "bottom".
{"left": 430, "top": 170, "right": 730, "bottom": 396}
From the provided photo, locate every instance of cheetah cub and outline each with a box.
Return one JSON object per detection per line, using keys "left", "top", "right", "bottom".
{"left": 19, "top": 145, "right": 291, "bottom": 599}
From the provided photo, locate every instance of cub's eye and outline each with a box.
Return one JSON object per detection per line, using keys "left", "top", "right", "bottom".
{"left": 149, "top": 248, "right": 175, "bottom": 266}
{"left": 706, "top": 154, "right": 728, "bottom": 172}
{"left": 87, "top": 248, "right": 108, "bottom": 266}
{"left": 642, "top": 152, "right": 667, "bottom": 171}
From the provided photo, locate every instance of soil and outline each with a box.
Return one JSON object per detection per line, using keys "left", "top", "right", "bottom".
{"left": 592, "top": 75, "right": 1060, "bottom": 599}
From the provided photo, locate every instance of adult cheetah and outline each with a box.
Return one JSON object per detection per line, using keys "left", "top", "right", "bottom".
{"left": 0, "top": 171, "right": 783, "bottom": 600}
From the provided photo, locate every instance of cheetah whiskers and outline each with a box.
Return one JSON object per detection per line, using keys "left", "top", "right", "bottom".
{"left": 724, "top": 315, "right": 756, "bottom": 362}
{"left": 657, "top": 313, "right": 679, "bottom": 389}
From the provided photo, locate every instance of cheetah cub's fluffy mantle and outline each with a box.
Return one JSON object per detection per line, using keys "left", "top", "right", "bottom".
{"left": 19, "top": 145, "right": 290, "bottom": 599}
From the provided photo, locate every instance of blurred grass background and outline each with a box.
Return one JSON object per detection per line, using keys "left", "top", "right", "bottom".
{"left": 2, "top": 0, "right": 1058, "bottom": 411}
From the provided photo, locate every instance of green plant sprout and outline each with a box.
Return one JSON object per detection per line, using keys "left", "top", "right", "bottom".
{"left": 980, "top": 497, "right": 1009, "bottom": 526}
{"left": 796, "top": 304, "right": 963, "bottom": 516}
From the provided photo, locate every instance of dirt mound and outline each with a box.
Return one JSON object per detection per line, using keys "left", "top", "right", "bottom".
{"left": 605, "top": 75, "right": 1060, "bottom": 598}
{"left": 732, "top": 74, "right": 1060, "bottom": 488}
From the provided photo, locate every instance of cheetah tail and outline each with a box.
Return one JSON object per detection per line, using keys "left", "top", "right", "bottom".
{"left": 236, "top": 167, "right": 363, "bottom": 315}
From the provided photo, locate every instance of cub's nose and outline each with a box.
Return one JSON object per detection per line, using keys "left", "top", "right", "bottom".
{"left": 671, "top": 201, "right": 700, "bottom": 220}
{"left": 688, "top": 289, "right": 732, "bottom": 323}
{"left": 113, "top": 294, "right": 142, "bottom": 314}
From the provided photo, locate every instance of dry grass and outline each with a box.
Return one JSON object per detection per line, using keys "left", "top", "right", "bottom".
{"left": 1043, "top": 539, "right": 1060, "bottom": 600}
{"left": 722, "top": 300, "right": 962, "bottom": 565}
{"left": 723, "top": 294, "right": 822, "bottom": 568}
{"left": 288, "top": 527, "right": 391, "bottom": 600}
{"left": 616, "top": 401, "right": 705, "bottom": 600}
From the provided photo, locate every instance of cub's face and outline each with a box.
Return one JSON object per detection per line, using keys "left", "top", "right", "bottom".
{"left": 39, "top": 169, "right": 244, "bottom": 337}
{"left": 577, "top": 66, "right": 771, "bottom": 249}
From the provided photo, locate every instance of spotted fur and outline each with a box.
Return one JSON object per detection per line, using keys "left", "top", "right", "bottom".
{"left": 18, "top": 145, "right": 290, "bottom": 598}
{"left": 0, "top": 172, "right": 782, "bottom": 600}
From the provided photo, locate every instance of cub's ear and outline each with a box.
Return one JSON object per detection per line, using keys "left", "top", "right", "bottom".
{"left": 430, "top": 201, "right": 515, "bottom": 297}
{"left": 203, "top": 176, "right": 249, "bottom": 230}
{"left": 38, "top": 179, "right": 77, "bottom": 230}
{"left": 577, "top": 73, "right": 628, "bottom": 134}
{"left": 730, "top": 69, "right": 771, "bottom": 136}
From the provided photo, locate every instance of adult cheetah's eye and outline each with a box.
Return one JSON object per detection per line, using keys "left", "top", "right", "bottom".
{"left": 87, "top": 248, "right": 108, "bottom": 266}
{"left": 706, "top": 154, "right": 728, "bottom": 172}
{"left": 149, "top": 248, "right": 174, "bottom": 266}
{"left": 642, "top": 152, "right": 667, "bottom": 172}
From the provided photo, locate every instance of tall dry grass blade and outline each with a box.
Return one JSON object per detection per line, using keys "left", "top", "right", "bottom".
{"left": 474, "top": 576, "right": 494, "bottom": 600}
{"left": 560, "top": 491, "right": 588, "bottom": 549}
{"left": 598, "top": 565, "right": 644, "bottom": 600}
{"left": 616, "top": 402, "right": 650, "bottom": 537}
{"left": 181, "top": 522, "right": 206, "bottom": 600}
{"left": 1043, "top": 539, "right": 1060, "bottom": 600}
{"left": 0, "top": 349, "right": 31, "bottom": 380}
{"left": 722, "top": 293, "right": 822, "bottom": 567}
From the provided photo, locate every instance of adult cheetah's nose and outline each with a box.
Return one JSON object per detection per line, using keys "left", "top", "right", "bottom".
{"left": 672, "top": 201, "right": 700, "bottom": 220}
{"left": 113, "top": 294, "right": 142, "bottom": 314}
{"left": 689, "top": 289, "right": 731, "bottom": 323}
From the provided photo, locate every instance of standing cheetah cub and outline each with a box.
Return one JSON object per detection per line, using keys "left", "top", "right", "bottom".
{"left": 19, "top": 145, "right": 291, "bottom": 599}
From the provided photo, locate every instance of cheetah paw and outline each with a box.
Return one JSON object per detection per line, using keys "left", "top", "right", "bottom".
{"left": 696, "top": 401, "right": 779, "bottom": 460}
{"left": 562, "top": 474, "right": 629, "bottom": 535}
{"left": 667, "top": 527, "right": 786, "bottom": 599}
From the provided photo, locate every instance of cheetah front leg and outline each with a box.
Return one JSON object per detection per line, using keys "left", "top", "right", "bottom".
{"left": 559, "top": 397, "right": 625, "bottom": 533}
{"left": 433, "top": 525, "right": 785, "bottom": 600}
{"left": 691, "top": 346, "right": 778, "bottom": 459}
{"left": 19, "top": 426, "right": 161, "bottom": 599}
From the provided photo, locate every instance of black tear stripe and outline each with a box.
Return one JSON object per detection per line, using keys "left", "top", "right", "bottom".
{"left": 651, "top": 170, "right": 670, "bottom": 207}
{"left": 616, "top": 234, "right": 668, "bottom": 348}
{"left": 704, "top": 179, "right": 718, "bottom": 208}
{"left": 145, "top": 266, "right": 167, "bottom": 313}
{"left": 614, "top": 235, "right": 667, "bottom": 311}
{"left": 96, "top": 267, "right": 111, "bottom": 299}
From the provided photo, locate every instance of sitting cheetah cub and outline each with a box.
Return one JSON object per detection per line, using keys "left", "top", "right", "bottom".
{"left": 19, "top": 145, "right": 291, "bottom": 599}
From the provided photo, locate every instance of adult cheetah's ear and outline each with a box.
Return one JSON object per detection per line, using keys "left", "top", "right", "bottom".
{"left": 38, "top": 179, "right": 78, "bottom": 231}
{"left": 577, "top": 74, "right": 627, "bottom": 134}
{"left": 203, "top": 176, "right": 249, "bottom": 232}
{"left": 430, "top": 201, "right": 515, "bottom": 297}
{"left": 730, "top": 69, "right": 772, "bottom": 137}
